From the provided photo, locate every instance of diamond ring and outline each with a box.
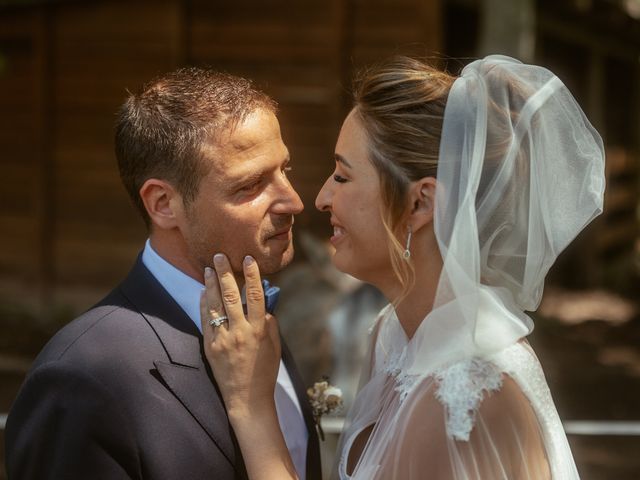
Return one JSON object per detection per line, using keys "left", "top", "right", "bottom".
{"left": 208, "top": 315, "right": 229, "bottom": 328}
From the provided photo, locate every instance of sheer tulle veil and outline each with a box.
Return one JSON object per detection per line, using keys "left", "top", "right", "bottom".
{"left": 334, "top": 55, "right": 605, "bottom": 479}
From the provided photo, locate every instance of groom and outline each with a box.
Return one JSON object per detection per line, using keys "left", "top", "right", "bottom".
{"left": 5, "top": 68, "right": 320, "bottom": 480}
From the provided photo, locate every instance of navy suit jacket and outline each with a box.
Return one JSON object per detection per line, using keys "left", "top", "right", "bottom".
{"left": 5, "top": 257, "right": 321, "bottom": 480}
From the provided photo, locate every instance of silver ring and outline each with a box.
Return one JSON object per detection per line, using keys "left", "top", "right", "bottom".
{"left": 208, "top": 315, "right": 229, "bottom": 328}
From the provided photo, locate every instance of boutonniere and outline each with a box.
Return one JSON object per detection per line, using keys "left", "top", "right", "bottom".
{"left": 307, "top": 377, "right": 343, "bottom": 441}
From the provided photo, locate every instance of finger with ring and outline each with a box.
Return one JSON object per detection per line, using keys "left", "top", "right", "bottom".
{"left": 200, "top": 267, "right": 227, "bottom": 334}
{"left": 208, "top": 314, "right": 229, "bottom": 328}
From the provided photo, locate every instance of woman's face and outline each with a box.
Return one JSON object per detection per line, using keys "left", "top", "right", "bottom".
{"left": 315, "top": 110, "right": 394, "bottom": 285}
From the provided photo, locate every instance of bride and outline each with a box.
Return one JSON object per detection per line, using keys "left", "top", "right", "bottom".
{"left": 199, "top": 55, "right": 605, "bottom": 479}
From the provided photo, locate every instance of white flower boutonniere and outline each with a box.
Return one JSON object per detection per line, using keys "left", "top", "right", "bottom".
{"left": 307, "top": 377, "right": 343, "bottom": 441}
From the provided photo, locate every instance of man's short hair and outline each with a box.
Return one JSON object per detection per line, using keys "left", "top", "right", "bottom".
{"left": 115, "top": 67, "right": 277, "bottom": 227}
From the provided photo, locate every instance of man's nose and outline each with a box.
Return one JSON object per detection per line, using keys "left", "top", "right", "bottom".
{"left": 288, "top": 185, "right": 304, "bottom": 214}
{"left": 275, "top": 178, "right": 304, "bottom": 215}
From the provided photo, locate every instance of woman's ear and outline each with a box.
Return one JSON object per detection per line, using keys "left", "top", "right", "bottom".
{"left": 407, "top": 177, "right": 437, "bottom": 232}
{"left": 139, "top": 179, "right": 183, "bottom": 231}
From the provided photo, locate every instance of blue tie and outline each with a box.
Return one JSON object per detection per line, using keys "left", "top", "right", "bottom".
{"left": 262, "top": 279, "right": 280, "bottom": 314}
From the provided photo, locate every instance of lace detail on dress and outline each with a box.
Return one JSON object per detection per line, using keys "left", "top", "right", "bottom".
{"left": 434, "top": 358, "right": 504, "bottom": 441}
{"left": 394, "top": 371, "right": 422, "bottom": 403}
{"left": 382, "top": 347, "right": 423, "bottom": 403}
{"left": 384, "top": 347, "right": 406, "bottom": 377}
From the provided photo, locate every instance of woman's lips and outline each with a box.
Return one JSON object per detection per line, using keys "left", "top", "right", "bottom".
{"left": 330, "top": 225, "right": 346, "bottom": 246}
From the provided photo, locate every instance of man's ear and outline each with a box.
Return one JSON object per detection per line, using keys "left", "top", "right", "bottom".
{"left": 139, "top": 179, "right": 183, "bottom": 231}
{"left": 407, "top": 177, "right": 437, "bottom": 232}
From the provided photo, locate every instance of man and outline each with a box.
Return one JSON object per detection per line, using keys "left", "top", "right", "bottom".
{"left": 5, "top": 68, "right": 320, "bottom": 480}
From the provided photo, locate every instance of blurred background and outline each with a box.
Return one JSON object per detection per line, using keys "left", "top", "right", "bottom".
{"left": 1, "top": 0, "right": 639, "bottom": 478}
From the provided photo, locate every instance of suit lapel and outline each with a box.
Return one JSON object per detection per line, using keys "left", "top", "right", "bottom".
{"left": 119, "top": 257, "right": 244, "bottom": 474}
{"left": 153, "top": 360, "right": 236, "bottom": 464}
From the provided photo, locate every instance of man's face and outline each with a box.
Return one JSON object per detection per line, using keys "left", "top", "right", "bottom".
{"left": 179, "top": 108, "right": 303, "bottom": 277}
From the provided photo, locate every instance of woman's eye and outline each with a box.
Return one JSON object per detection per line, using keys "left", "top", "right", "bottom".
{"left": 283, "top": 166, "right": 292, "bottom": 176}
{"left": 333, "top": 174, "right": 348, "bottom": 183}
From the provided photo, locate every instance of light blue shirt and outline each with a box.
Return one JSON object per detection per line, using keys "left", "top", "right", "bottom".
{"left": 142, "top": 240, "right": 308, "bottom": 479}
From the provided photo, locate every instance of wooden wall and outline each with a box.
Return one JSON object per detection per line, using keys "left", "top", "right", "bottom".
{"left": 536, "top": 2, "right": 640, "bottom": 286}
{"left": 0, "top": 0, "right": 442, "bottom": 314}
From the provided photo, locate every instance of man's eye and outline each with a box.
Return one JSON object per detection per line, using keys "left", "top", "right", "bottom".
{"left": 283, "top": 166, "right": 292, "bottom": 175}
{"left": 333, "top": 174, "right": 348, "bottom": 183}
{"left": 240, "top": 180, "right": 261, "bottom": 192}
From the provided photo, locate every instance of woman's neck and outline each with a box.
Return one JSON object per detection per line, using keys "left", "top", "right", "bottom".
{"left": 379, "top": 248, "right": 442, "bottom": 340}
{"left": 394, "top": 291, "right": 435, "bottom": 340}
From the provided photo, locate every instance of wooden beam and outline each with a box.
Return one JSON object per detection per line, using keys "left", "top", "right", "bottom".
{"left": 34, "top": 4, "right": 56, "bottom": 320}
{"left": 538, "top": 13, "right": 640, "bottom": 62}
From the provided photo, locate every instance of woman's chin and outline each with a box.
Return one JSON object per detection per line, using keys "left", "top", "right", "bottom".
{"left": 331, "top": 250, "right": 368, "bottom": 283}
{"left": 331, "top": 249, "right": 355, "bottom": 276}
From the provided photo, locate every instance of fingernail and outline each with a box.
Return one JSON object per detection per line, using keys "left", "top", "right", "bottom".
{"left": 213, "top": 253, "right": 224, "bottom": 267}
{"left": 204, "top": 267, "right": 213, "bottom": 279}
{"left": 243, "top": 255, "right": 254, "bottom": 267}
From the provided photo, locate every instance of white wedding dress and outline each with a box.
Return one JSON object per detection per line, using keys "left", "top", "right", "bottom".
{"left": 336, "top": 306, "right": 578, "bottom": 479}
{"left": 332, "top": 55, "right": 604, "bottom": 479}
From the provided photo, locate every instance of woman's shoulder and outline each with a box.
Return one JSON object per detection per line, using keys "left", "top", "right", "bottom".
{"left": 430, "top": 355, "right": 506, "bottom": 441}
{"left": 415, "top": 344, "right": 540, "bottom": 442}
{"left": 398, "top": 357, "right": 550, "bottom": 478}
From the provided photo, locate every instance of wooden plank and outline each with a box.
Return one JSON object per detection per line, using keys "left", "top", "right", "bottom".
{"left": 596, "top": 221, "right": 639, "bottom": 252}
{"left": 606, "top": 147, "right": 638, "bottom": 177}
{"left": 0, "top": 9, "right": 46, "bottom": 287}
{"left": 0, "top": 164, "right": 40, "bottom": 216}
{"left": 51, "top": 0, "right": 184, "bottom": 285}
{"left": 538, "top": 11, "right": 640, "bottom": 63}
{"left": 0, "top": 215, "right": 39, "bottom": 277}
{"left": 189, "top": 0, "right": 337, "bottom": 92}
{"left": 190, "top": 0, "right": 333, "bottom": 23}
{"left": 53, "top": 1, "right": 184, "bottom": 110}
{"left": 54, "top": 237, "right": 144, "bottom": 285}
{"left": 605, "top": 186, "right": 639, "bottom": 213}
{"left": 349, "top": 0, "right": 443, "bottom": 68}
{"left": 53, "top": 1, "right": 183, "bottom": 41}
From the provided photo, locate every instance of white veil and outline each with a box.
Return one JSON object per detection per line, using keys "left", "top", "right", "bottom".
{"left": 334, "top": 55, "right": 605, "bottom": 479}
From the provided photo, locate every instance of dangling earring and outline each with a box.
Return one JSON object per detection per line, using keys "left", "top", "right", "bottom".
{"left": 403, "top": 226, "right": 412, "bottom": 260}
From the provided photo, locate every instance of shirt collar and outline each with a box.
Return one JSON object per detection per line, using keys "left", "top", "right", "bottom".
{"left": 141, "top": 239, "right": 205, "bottom": 333}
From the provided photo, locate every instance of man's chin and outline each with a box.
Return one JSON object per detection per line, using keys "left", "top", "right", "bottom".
{"left": 259, "top": 245, "right": 295, "bottom": 275}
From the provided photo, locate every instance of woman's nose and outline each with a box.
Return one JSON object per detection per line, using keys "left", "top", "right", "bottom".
{"left": 315, "top": 177, "right": 333, "bottom": 212}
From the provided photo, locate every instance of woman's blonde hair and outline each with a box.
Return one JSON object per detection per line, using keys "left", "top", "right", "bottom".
{"left": 352, "top": 56, "right": 456, "bottom": 299}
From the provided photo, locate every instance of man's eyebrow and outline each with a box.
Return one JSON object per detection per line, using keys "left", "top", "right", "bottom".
{"left": 228, "top": 170, "right": 263, "bottom": 190}
{"left": 228, "top": 156, "right": 289, "bottom": 191}
{"left": 334, "top": 153, "right": 353, "bottom": 168}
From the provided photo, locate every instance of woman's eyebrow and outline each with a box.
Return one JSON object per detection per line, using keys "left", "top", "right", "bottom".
{"left": 334, "top": 153, "right": 353, "bottom": 168}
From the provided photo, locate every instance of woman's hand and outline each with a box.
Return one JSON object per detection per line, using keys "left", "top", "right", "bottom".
{"left": 200, "top": 253, "right": 281, "bottom": 418}
{"left": 200, "top": 253, "right": 298, "bottom": 480}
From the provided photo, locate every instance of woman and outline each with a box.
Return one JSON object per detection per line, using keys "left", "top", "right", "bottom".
{"left": 200, "top": 55, "right": 605, "bottom": 479}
